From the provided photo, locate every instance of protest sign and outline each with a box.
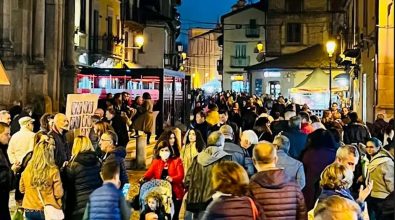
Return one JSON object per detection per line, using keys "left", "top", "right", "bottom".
{"left": 65, "top": 94, "right": 98, "bottom": 136}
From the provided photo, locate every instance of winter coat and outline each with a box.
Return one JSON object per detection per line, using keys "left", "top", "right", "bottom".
{"left": 110, "top": 114, "right": 129, "bottom": 147}
{"left": 139, "top": 204, "right": 167, "bottom": 220}
{"left": 283, "top": 128, "right": 308, "bottom": 160}
{"left": 319, "top": 188, "right": 365, "bottom": 211}
{"left": 49, "top": 128, "right": 71, "bottom": 168}
{"left": 202, "top": 193, "right": 260, "bottom": 220}
{"left": 185, "top": 146, "right": 232, "bottom": 212}
{"left": 223, "top": 140, "right": 255, "bottom": 177}
{"left": 20, "top": 164, "right": 63, "bottom": 210}
{"left": 65, "top": 151, "right": 102, "bottom": 220}
{"left": 249, "top": 168, "right": 307, "bottom": 220}
{"left": 301, "top": 123, "right": 314, "bottom": 135}
{"left": 371, "top": 119, "right": 388, "bottom": 142}
{"left": 181, "top": 143, "right": 199, "bottom": 174}
{"left": 134, "top": 99, "right": 155, "bottom": 134}
{"left": 276, "top": 150, "right": 306, "bottom": 189}
{"left": 143, "top": 157, "right": 185, "bottom": 200}
{"left": 270, "top": 120, "right": 289, "bottom": 136}
{"left": 241, "top": 110, "right": 258, "bottom": 131}
{"left": 343, "top": 122, "right": 371, "bottom": 144}
{"left": 84, "top": 183, "right": 131, "bottom": 220}
{"left": 102, "top": 147, "right": 129, "bottom": 188}
{"left": 366, "top": 149, "right": 394, "bottom": 199}
{"left": 192, "top": 121, "right": 209, "bottom": 143}
{"left": 301, "top": 146, "right": 337, "bottom": 210}
{"left": 7, "top": 127, "right": 35, "bottom": 164}
{"left": 0, "top": 145, "right": 14, "bottom": 192}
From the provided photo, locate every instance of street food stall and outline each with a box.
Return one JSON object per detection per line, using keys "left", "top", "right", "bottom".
{"left": 76, "top": 67, "right": 191, "bottom": 135}
{"left": 290, "top": 68, "right": 349, "bottom": 116}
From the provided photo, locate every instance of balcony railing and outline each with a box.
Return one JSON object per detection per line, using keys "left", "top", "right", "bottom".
{"left": 230, "top": 56, "right": 250, "bottom": 67}
{"left": 245, "top": 27, "right": 260, "bottom": 38}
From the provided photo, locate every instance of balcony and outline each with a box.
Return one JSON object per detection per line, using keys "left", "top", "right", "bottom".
{"left": 230, "top": 56, "right": 250, "bottom": 68}
{"left": 245, "top": 27, "right": 260, "bottom": 38}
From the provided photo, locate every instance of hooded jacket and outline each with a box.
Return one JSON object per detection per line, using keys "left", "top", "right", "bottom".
{"left": 65, "top": 151, "right": 102, "bottom": 220}
{"left": 366, "top": 149, "right": 394, "bottom": 199}
{"left": 249, "top": 168, "right": 306, "bottom": 220}
{"left": 185, "top": 146, "right": 232, "bottom": 212}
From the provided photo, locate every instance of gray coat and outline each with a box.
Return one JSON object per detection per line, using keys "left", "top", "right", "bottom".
{"left": 276, "top": 150, "right": 306, "bottom": 189}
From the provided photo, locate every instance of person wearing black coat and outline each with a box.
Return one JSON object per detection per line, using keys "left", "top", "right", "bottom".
{"left": 106, "top": 108, "right": 129, "bottom": 147}
{"left": 65, "top": 149, "right": 102, "bottom": 220}
{"left": 0, "top": 123, "right": 17, "bottom": 220}
{"left": 49, "top": 113, "right": 71, "bottom": 169}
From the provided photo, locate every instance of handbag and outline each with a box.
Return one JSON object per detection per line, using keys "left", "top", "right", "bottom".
{"left": 247, "top": 197, "right": 259, "bottom": 220}
{"left": 37, "top": 188, "right": 64, "bottom": 220}
{"left": 11, "top": 207, "right": 24, "bottom": 220}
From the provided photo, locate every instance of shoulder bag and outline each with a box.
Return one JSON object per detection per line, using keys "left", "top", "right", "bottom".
{"left": 36, "top": 188, "right": 64, "bottom": 220}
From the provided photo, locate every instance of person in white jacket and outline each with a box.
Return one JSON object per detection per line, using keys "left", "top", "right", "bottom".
{"left": 7, "top": 116, "right": 35, "bottom": 165}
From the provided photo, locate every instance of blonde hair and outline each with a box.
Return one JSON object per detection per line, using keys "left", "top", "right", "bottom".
{"left": 71, "top": 136, "right": 94, "bottom": 164}
{"left": 212, "top": 161, "right": 249, "bottom": 196}
{"left": 94, "top": 121, "right": 110, "bottom": 137}
{"left": 320, "top": 163, "right": 353, "bottom": 190}
{"left": 29, "top": 136, "right": 57, "bottom": 188}
{"left": 315, "top": 195, "right": 361, "bottom": 220}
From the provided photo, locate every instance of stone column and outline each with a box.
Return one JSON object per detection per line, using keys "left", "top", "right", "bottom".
{"left": 64, "top": 0, "right": 75, "bottom": 66}
{"left": 33, "top": 0, "right": 45, "bottom": 61}
{"left": 0, "top": 0, "right": 13, "bottom": 56}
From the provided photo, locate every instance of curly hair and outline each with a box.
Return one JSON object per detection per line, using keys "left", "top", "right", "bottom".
{"left": 320, "top": 163, "right": 353, "bottom": 190}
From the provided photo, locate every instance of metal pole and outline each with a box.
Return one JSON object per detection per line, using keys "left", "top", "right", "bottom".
{"left": 329, "top": 56, "right": 332, "bottom": 108}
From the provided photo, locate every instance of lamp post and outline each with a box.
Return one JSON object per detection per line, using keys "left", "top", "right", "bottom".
{"left": 326, "top": 41, "right": 336, "bottom": 108}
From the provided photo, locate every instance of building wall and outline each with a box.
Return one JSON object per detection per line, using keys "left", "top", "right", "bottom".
{"left": 188, "top": 29, "right": 222, "bottom": 89}
{"left": 266, "top": 0, "right": 331, "bottom": 56}
{"left": 137, "top": 26, "right": 167, "bottom": 68}
{"left": 222, "top": 7, "right": 266, "bottom": 91}
{"left": 0, "top": 0, "right": 67, "bottom": 112}
{"left": 377, "top": 0, "right": 394, "bottom": 119}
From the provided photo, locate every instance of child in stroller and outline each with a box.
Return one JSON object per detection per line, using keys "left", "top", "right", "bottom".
{"left": 140, "top": 191, "right": 167, "bottom": 220}
{"left": 139, "top": 179, "right": 173, "bottom": 220}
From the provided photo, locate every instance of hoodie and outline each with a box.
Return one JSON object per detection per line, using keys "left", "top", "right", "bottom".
{"left": 249, "top": 168, "right": 306, "bottom": 220}
{"left": 366, "top": 149, "right": 394, "bottom": 198}
{"left": 197, "top": 146, "right": 230, "bottom": 166}
{"left": 185, "top": 146, "right": 232, "bottom": 212}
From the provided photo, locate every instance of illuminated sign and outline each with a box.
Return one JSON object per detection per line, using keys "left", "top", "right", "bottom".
{"left": 231, "top": 75, "right": 244, "bottom": 81}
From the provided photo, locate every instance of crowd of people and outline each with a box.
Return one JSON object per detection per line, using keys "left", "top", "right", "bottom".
{"left": 0, "top": 89, "right": 393, "bottom": 220}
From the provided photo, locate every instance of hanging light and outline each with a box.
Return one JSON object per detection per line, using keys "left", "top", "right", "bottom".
{"left": 256, "top": 41, "right": 264, "bottom": 53}
{"left": 135, "top": 34, "right": 144, "bottom": 48}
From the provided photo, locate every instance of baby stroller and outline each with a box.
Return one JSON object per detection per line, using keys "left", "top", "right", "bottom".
{"left": 139, "top": 179, "right": 174, "bottom": 218}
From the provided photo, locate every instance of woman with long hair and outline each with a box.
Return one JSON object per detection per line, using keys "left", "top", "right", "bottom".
{"left": 181, "top": 129, "right": 205, "bottom": 173}
{"left": 156, "top": 129, "right": 181, "bottom": 158}
{"left": 202, "top": 161, "right": 261, "bottom": 219}
{"left": 92, "top": 121, "right": 111, "bottom": 155}
{"left": 20, "top": 135, "right": 63, "bottom": 220}
{"left": 64, "top": 136, "right": 102, "bottom": 220}
{"left": 143, "top": 140, "right": 184, "bottom": 220}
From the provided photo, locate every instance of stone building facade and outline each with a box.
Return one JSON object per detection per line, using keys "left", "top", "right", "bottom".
{"left": 0, "top": 0, "right": 75, "bottom": 113}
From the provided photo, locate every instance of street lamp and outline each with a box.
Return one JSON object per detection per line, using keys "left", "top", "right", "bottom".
{"left": 256, "top": 41, "right": 264, "bottom": 53}
{"left": 134, "top": 34, "right": 144, "bottom": 48}
{"left": 326, "top": 40, "right": 336, "bottom": 108}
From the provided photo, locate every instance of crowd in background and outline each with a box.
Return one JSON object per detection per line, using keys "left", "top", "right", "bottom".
{"left": 0, "top": 89, "right": 393, "bottom": 220}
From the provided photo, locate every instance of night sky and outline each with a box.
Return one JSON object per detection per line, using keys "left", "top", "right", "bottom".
{"left": 177, "top": 0, "right": 238, "bottom": 45}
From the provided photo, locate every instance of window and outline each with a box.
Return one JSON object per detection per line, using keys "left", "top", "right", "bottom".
{"left": 79, "top": 0, "right": 86, "bottom": 33}
{"left": 235, "top": 44, "right": 246, "bottom": 57}
{"left": 249, "top": 19, "right": 257, "bottom": 28}
{"left": 92, "top": 10, "right": 99, "bottom": 52}
{"left": 285, "top": 0, "right": 302, "bottom": 12}
{"left": 287, "top": 23, "right": 301, "bottom": 43}
{"left": 246, "top": 19, "right": 259, "bottom": 38}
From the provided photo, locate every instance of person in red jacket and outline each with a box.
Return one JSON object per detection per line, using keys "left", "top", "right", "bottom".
{"left": 143, "top": 140, "right": 185, "bottom": 220}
